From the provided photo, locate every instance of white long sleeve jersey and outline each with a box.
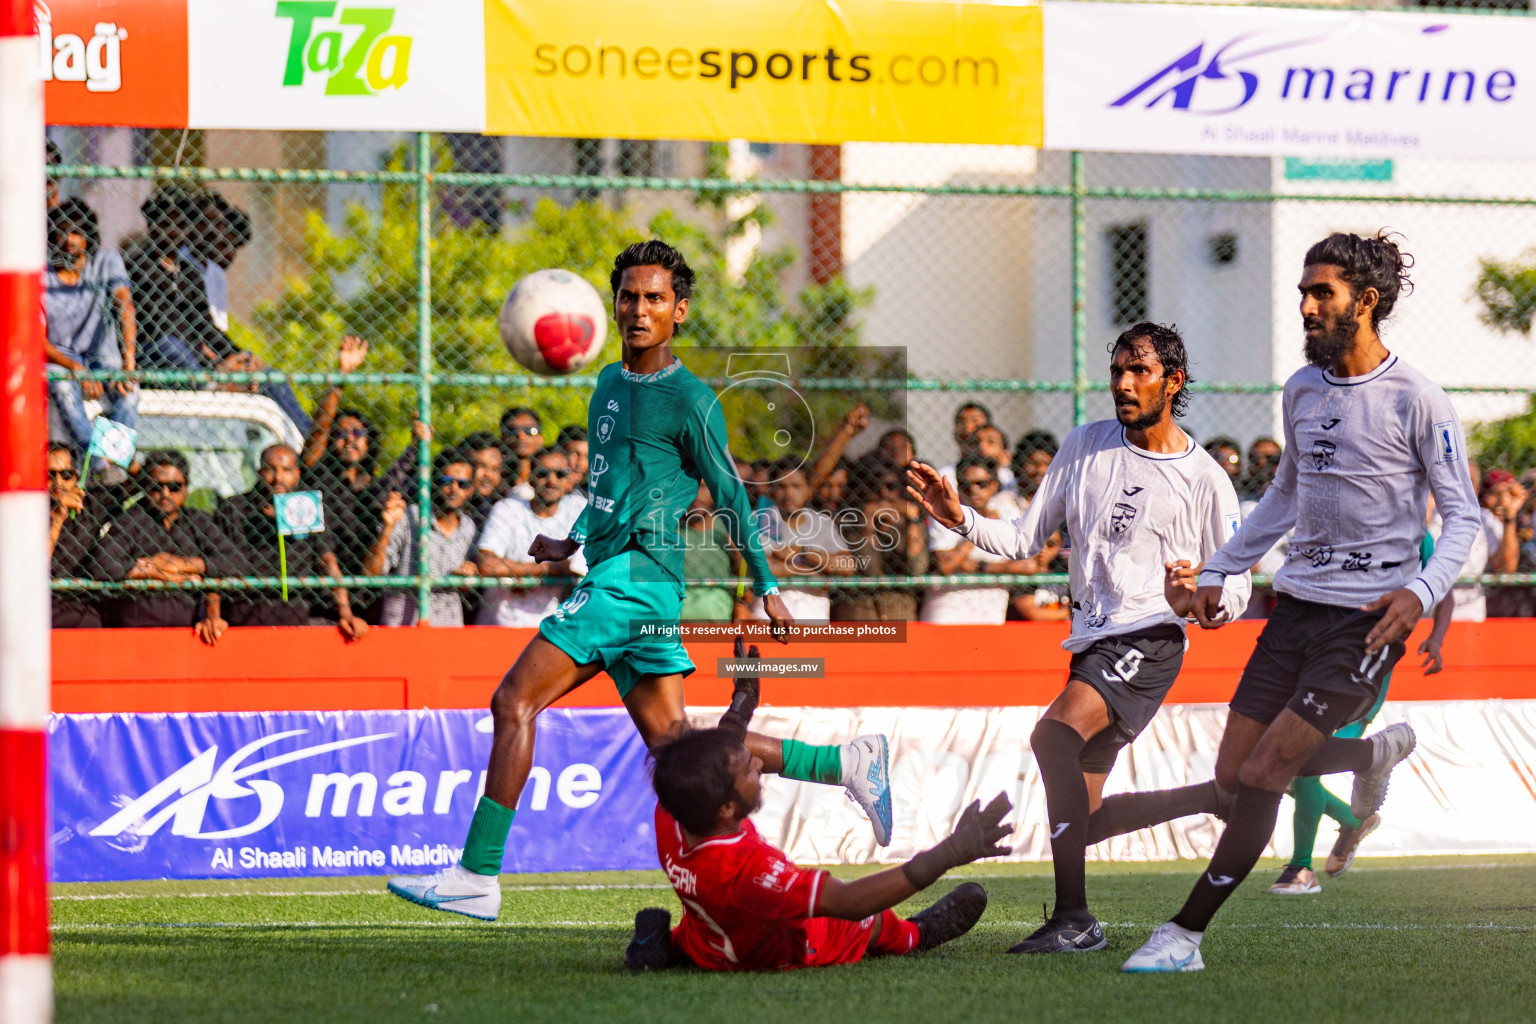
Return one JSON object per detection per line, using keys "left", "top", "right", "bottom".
{"left": 1199, "top": 356, "right": 1481, "bottom": 614}
{"left": 954, "top": 419, "right": 1251, "bottom": 652}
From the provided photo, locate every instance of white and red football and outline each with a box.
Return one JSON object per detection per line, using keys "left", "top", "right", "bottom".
{"left": 498, "top": 269, "right": 608, "bottom": 376}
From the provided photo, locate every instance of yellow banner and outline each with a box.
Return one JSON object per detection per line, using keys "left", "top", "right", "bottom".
{"left": 484, "top": 0, "right": 1043, "bottom": 145}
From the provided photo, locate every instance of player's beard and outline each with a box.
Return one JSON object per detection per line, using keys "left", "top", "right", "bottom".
{"left": 1304, "top": 313, "right": 1358, "bottom": 369}
{"left": 1117, "top": 389, "right": 1167, "bottom": 431}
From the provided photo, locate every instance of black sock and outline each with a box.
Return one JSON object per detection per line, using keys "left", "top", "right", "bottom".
{"left": 1086, "top": 781, "right": 1224, "bottom": 845}
{"left": 1296, "top": 735, "right": 1373, "bottom": 776}
{"left": 1032, "top": 719, "right": 1091, "bottom": 918}
{"left": 1171, "top": 784, "right": 1285, "bottom": 933}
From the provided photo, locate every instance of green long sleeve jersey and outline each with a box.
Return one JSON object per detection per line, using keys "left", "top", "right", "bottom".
{"left": 567, "top": 358, "right": 777, "bottom": 595}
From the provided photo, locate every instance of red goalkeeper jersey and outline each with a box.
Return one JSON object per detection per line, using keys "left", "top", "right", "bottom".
{"left": 656, "top": 803, "right": 879, "bottom": 971}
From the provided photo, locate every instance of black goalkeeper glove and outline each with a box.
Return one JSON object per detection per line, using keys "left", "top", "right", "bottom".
{"left": 902, "top": 792, "right": 1014, "bottom": 890}
{"left": 718, "top": 634, "right": 760, "bottom": 739}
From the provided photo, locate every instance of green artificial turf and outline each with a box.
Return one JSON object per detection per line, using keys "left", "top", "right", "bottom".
{"left": 52, "top": 856, "right": 1536, "bottom": 1024}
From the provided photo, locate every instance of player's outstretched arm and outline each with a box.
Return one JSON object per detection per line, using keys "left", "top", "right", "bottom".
{"left": 814, "top": 794, "right": 1012, "bottom": 921}
{"left": 905, "top": 462, "right": 964, "bottom": 530}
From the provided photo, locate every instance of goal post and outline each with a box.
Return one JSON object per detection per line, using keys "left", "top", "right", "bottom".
{"left": 0, "top": 0, "right": 53, "bottom": 1021}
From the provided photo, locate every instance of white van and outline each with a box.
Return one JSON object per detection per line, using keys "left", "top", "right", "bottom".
{"left": 56, "top": 390, "right": 304, "bottom": 504}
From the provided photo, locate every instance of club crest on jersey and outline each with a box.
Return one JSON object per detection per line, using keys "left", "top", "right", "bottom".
{"left": 1110, "top": 502, "right": 1139, "bottom": 535}
{"left": 1311, "top": 439, "right": 1337, "bottom": 471}
{"left": 597, "top": 415, "right": 615, "bottom": 444}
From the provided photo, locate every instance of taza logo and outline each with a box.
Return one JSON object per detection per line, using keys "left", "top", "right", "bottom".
{"left": 277, "top": 2, "right": 412, "bottom": 95}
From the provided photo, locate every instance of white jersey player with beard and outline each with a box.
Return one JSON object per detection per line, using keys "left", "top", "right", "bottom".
{"left": 953, "top": 419, "right": 1251, "bottom": 648}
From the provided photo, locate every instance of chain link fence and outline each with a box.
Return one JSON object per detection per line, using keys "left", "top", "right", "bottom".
{"left": 42, "top": 100, "right": 1536, "bottom": 633}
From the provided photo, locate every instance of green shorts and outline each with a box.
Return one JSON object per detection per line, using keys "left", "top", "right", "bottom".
{"left": 537, "top": 549, "right": 693, "bottom": 699}
{"left": 1334, "top": 672, "right": 1392, "bottom": 739}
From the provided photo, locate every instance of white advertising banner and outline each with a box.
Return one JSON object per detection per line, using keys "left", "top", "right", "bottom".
{"left": 729, "top": 702, "right": 1536, "bottom": 865}
{"left": 186, "top": 0, "right": 485, "bottom": 131}
{"left": 1043, "top": 3, "right": 1536, "bottom": 160}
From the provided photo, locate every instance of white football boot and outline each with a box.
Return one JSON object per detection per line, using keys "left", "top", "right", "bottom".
{"left": 1351, "top": 722, "right": 1417, "bottom": 820}
{"left": 1122, "top": 921, "right": 1206, "bottom": 973}
{"left": 387, "top": 864, "right": 501, "bottom": 920}
{"left": 842, "top": 734, "right": 894, "bottom": 847}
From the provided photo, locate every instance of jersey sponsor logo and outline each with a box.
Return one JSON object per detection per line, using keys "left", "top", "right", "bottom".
{"left": 597, "top": 415, "right": 615, "bottom": 444}
{"left": 1301, "top": 692, "right": 1329, "bottom": 717}
{"left": 1122, "top": 486, "right": 1145, "bottom": 497}
{"left": 753, "top": 858, "right": 794, "bottom": 892}
{"left": 1433, "top": 420, "right": 1457, "bottom": 464}
{"left": 588, "top": 453, "right": 609, "bottom": 487}
{"left": 1320, "top": 418, "right": 1341, "bottom": 431}
{"left": 1311, "top": 439, "right": 1337, "bottom": 470}
{"left": 607, "top": 400, "right": 620, "bottom": 411}
{"left": 1342, "top": 551, "right": 1373, "bottom": 571}
{"left": 592, "top": 495, "right": 615, "bottom": 513}
{"left": 1050, "top": 821, "right": 1071, "bottom": 839}
{"left": 1297, "top": 544, "right": 1333, "bottom": 568}
{"left": 1110, "top": 502, "right": 1139, "bottom": 535}
{"left": 1224, "top": 511, "right": 1240, "bottom": 536}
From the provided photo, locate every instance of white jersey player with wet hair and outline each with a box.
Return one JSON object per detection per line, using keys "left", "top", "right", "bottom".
{"left": 1122, "top": 231, "right": 1482, "bottom": 974}
{"left": 907, "top": 321, "right": 1251, "bottom": 957}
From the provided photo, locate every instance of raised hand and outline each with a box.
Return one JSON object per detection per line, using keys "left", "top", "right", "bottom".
{"left": 905, "top": 462, "right": 964, "bottom": 530}
{"left": 379, "top": 491, "right": 407, "bottom": 531}
{"left": 840, "top": 404, "right": 870, "bottom": 436}
{"left": 338, "top": 334, "right": 369, "bottom": 375}
{"left": 528, "top": 534, "right": 579, "bottom": 563}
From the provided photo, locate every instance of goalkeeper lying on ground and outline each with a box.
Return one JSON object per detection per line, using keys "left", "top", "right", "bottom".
{"left": 625, "top": 639, "right": 1013, "bottom": 972}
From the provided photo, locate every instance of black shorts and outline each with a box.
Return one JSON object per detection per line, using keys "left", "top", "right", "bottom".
{"left": 1229, "top": 594, "right": 1405, "bottom": 734}
{"left": 1067, "top": 624, "right": 1187, "bottom": 774}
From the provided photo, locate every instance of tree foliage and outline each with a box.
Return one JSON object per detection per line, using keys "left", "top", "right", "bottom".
{"left": 1474, "top": 252, "right": 1536, "bottom": 336}
{"left": 242, "top": 143, "right": 876, "bottom": 464}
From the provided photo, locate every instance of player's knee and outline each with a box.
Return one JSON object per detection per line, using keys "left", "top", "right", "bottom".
{"left": 1236, "top": 753, "right": 1289, "bottom": 792}
{"left": 1214, "top": 759, "right": 1243, "bottom": 794}
{"left": 489, "top": 677, "right": 537, "bottom": 732}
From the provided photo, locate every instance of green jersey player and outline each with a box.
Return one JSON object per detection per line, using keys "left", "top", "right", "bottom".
{"left": 388, "top": 241, "right": 893, "bottom": 920}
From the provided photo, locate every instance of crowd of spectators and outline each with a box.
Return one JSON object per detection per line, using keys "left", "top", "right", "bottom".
{"left": 39, "top": 152, "right": 1536, "bottom": 632}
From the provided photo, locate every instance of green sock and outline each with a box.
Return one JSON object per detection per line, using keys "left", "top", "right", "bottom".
{"left": 1321, "top": 786, "right": 1361, "bottom": 830}
{"left": 460, "top": 796, "right": 516, "bottom": 876}
{"left": 780, "top": 739, "right": 845, "bottom": 785}
{"left": 1289, "top": 775, "right": 1326, "bottom": 870}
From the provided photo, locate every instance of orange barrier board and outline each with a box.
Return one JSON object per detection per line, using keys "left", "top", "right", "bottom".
{"left": 50, "top": 620, "right": 1533, "bottom": 714}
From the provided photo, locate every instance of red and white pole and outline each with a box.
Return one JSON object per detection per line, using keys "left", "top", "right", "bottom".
{"left": 0, "top": 0, "right": 53, "bottom": 1020}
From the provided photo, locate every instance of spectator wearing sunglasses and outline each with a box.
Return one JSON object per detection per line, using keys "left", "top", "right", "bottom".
{"left": 215, "top": 444, "right": 368, "bottom": 640}
{"left": 366, "top": 448, "right": 480, "bottom": 626}
{"left": 499, "top": 406, "right": 543, "bottom": 499}
{"left": 47, "top": 443, "right": 104, "bottom": 628}
{"left": 474, "top": 447, "right": 587, "bottom": 626}
{"left": 91, "top": 450, "right": 238, "bottom": 641}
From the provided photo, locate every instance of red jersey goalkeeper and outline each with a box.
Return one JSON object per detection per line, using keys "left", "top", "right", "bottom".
{"left": 626, "top": 713, "right": 1013, "bottom": 971}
